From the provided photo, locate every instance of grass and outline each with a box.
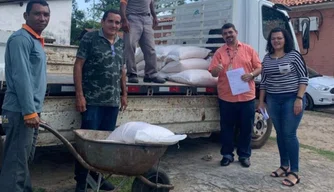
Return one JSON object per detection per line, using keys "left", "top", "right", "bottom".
{"left": 269, "top": 137, "right": 334, "bottom": 161}
{"left": 108, "top": 176, "right": 135, "bottom": 192}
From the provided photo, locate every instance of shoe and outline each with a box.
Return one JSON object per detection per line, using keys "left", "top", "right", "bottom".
{"left": 220, "top": 157, "right": 234, "bottom": 166}
{"left": 75, "top": 183, "right": 86, "bottom": 192}
{"left": 282, "top": 172, "right": 300, "bottom": 187}
{"left": 239, "top": 158, "right": 251, "bottom": 168}
{"left": 143, "top": 76, "right": 166, "bottom": 84}
{"left": 128, "top": 74, "right": 139, "bottom": 83}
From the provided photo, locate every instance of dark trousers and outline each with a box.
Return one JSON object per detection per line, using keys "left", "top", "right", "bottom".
{"left": 0, "top": 110, "right": 39, "bottom": 192}
{"left": 219, "top": 99, "right": 255, "bottom": 160}
{"left": 74, "top": 105, "right": 119, "bottom": 184}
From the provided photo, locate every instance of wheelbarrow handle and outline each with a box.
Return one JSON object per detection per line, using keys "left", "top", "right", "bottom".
{"left": 39, "top": 123, "right": 100, "bottom": 173}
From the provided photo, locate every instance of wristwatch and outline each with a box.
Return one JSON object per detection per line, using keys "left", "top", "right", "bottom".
{"left": 250, "top": 72, "right": 254, "bottom": 78}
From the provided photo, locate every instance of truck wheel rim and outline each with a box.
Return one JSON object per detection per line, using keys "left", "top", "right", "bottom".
{"left": 252, "top": 112, "right": 268, "bottom": 141}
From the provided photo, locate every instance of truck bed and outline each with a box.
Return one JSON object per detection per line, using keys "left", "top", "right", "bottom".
{"left": 42, "top": 73, "right": 217, "bottom": 96}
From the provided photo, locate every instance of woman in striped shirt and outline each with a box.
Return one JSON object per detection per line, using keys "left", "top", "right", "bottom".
{"left": 258, "top": 27, "right": 308, "bottom": 187}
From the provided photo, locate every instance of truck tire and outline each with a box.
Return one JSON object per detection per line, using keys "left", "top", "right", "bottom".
{"left": 251, "top": 112, "right": 273, "bottom": 149}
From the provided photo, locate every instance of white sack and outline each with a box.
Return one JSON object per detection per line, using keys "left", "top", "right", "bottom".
{"left": 165, "top": 46, "right": 211, "bottom": 62}
{"left": 160, "top": 58, "right": 210, "bottom": 73}
{"left": 138, "top": 61, "right": 165, "bottom": 72}
{"left": 137, "top": 60, "right": 145, "bottom": 71}
{"left": 137, "top": 70, "right": 145, "bottom": 77}
{"left": 106, "top": 121, "right": 187, "bottom": 145}
{"left": 157, "top": 72, "right": 177, "bottom": 80}
{"left": 156, "top": 45, "right": 182, "bottom": 59}
{"left": 135, "top": 47, "right": 144, "bottom": 63}
{"left": 168, "top": 69, "right": 218, "bottom": 86}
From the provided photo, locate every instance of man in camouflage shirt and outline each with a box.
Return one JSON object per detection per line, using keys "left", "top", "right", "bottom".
{"left": 73, "top": 9, "right": 127, "bottom": 192}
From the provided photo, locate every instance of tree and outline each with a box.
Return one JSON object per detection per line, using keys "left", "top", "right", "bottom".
{"left": 85, "top": 0, "right": 120, "bottom": 21}
{"left": 84, "top": 0, "right": 199, "bottom": 21}
{"left": 70, "top": 0, "right": 99, "bottom": 45}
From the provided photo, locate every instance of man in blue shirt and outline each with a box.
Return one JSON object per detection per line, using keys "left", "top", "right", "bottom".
{"left": 0, "top": 1, "right": 50, "bottom": 191}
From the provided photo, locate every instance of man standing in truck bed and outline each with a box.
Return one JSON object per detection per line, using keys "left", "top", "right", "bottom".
{"left": 120, "top": 0, "right": 166, "bottom": 84}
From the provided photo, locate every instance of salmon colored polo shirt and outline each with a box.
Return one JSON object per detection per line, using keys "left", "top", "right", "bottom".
{"left": 208, "top": 41, "right": 262, "bottom": 103}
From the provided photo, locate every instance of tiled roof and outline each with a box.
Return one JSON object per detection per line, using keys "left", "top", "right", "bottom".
{"left": 270, "top": 0, "right": 333, "bottom": 6}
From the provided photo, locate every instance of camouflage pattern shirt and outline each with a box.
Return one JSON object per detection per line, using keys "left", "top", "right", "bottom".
{"left": 76, "top": 29, "right": 124, "bottom": 107}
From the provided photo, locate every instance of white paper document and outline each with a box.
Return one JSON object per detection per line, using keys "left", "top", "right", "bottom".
{"left": 226, "top": 68, "right": 250, "bottom": 95}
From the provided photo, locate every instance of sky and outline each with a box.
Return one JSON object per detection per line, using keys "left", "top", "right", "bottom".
{"left": 77, "top": 0, "right": 92, "bottom": 11}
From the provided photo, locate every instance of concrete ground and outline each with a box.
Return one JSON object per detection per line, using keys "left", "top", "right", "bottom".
{"left": 30, "top": 110, "right": 334, "bottom": 192}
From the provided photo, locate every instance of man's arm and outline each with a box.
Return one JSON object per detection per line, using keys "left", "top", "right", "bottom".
{"left": 73, "top": 58, "right": 85, "bottom": 97}
{"left": 73, "top": 33, "right": 91, "bottom": 112}
{"left": 120, "top": 0, "right": 130, "bottom": 32}
{"left": 150, "top": 0, "right": 157, "bottom": 18}
{"left": 208, "top": 51, "right": 223, "bottom": 77}
{"left": 121, "top": 66, "right": 127, "bottom": 97}
{"left": 250, "top": 48, "right": 262, "bottom": 77}
{"left": 120, "top": 65, "right": 128, "bottom": 111}
{"left": 120, "top": 0, "right": 128, "bottom": 20}
{"left": 150, "top": 0, "right": 159, "bottom": 28}
{"left": 7, "top": 36, "right": 36, "bottom": 119}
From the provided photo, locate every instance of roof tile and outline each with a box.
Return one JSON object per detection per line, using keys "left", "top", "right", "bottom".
{"left": 270, "top": 0, "right": 333, "bottom": 6}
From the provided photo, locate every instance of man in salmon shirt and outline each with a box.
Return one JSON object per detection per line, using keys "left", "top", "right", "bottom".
{"left": 0, "top": 1, "right": 50, "bottom": 191}
{"left": 208, "top": 23, "right": 262, "bottom": 168}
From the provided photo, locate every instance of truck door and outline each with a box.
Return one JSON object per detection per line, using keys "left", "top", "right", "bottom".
{"left": 258, "top": 2, "right": 298, "bottom": 60}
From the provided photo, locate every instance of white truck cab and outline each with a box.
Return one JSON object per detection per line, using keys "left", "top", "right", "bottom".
{"left": 155, "top": 0, "right": 309, "bottom": 60}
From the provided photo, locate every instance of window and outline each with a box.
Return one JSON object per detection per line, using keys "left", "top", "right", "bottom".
{"left": 262, "top": 6, "right": 292, "bottom": 40}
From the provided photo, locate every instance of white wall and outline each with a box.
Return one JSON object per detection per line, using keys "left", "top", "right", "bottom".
{"left": 0, "top": 0, "right": 72, "bottom": 45}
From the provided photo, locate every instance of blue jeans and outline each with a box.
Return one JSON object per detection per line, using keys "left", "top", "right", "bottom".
{"left": 74, "top": 105, "right": 119, "bottom": 184}
{"left": 266, "top": 93, "right": 305, "bottom": 172}
{"left": 0, "top": 110, "right": 39, "bottom": 192}
{"left": 219, "top": 99, "right": 255, "bottom": 161}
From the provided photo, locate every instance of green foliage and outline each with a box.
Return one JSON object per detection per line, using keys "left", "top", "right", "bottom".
{"left": 70, "top": 0, "right": 199, "bottom": 45}
{"left": 71, "top": 0, "right": 99, "bottom": 45}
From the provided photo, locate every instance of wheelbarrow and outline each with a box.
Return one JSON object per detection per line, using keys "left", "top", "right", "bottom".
{"left": 39, "top": 123, "right": 174, "bottom": 192}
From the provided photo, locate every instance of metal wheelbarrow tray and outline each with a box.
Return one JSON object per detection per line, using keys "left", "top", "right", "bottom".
{"left": 74, "top": 129, "right": 168, "bottom": 176}
{"left": 40, "top": 123, "right": 174, "bottom": 191}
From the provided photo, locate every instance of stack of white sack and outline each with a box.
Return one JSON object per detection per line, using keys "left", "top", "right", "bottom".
{"left": 106, "top": 121, "right": 187, "bottom": 145}
{"left": 158, "top": 46, "right": 218, "bottom": 86}
{"left": 136, "top": 45, "right": 182, "bottom": 78}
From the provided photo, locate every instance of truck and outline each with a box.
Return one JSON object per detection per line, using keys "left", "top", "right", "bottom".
{"left": 0, "top": 0, "right": 310, "bottom": 161}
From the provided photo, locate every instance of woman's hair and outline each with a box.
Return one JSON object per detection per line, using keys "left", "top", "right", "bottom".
{"left": 266, "top": 27, "right": 294, "bottom": 54}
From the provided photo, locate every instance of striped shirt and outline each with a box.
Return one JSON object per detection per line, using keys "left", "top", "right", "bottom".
{"left": 260, "top": 50, "right": 308, "bottom": 94}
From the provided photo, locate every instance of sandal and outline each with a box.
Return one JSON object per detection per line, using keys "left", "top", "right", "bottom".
{"left": 282, "top": 172, "right": 300, "bottom": 187}
{"left": 270, "top": 166, "right": 289, "bottom": 177}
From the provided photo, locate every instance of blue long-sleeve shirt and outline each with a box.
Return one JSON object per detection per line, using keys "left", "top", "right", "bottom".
{"left": 2, "top": 26, "right": 47, "bottom": 118}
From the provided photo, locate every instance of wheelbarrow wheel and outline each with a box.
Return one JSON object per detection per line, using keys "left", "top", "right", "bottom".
{"left": 131, "top": 167, "right": 171, "bottom": 192}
